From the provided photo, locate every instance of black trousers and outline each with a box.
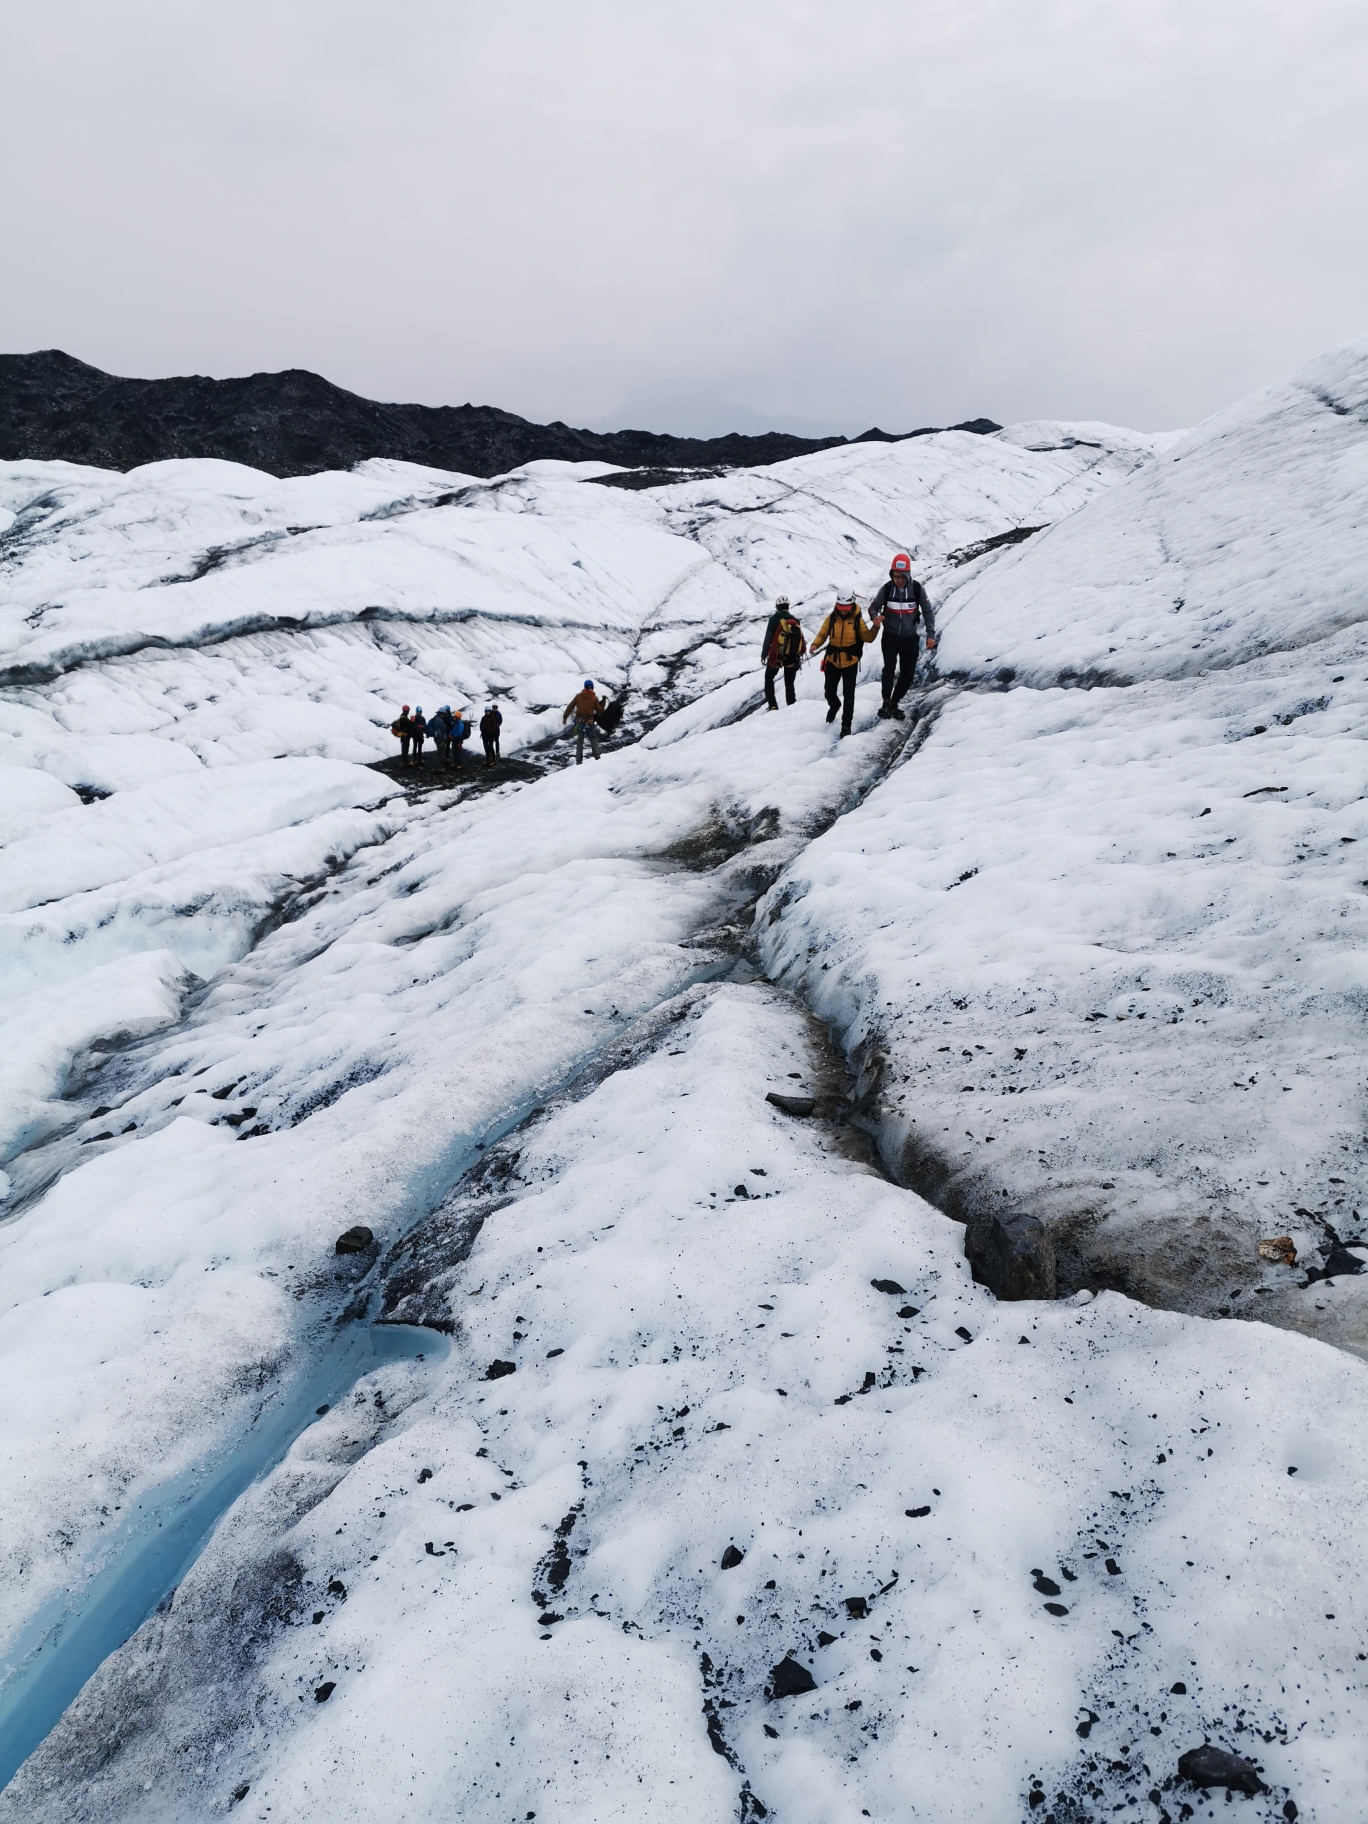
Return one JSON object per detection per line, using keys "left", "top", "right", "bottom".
{"left": 823, "top": 663, "right": 859, "bottom": 731}
{"left": 764, "top": 664, "right": 798, "bottom": 708}
{"left": 881, "top": 634, "right": 920, "bottom": 703}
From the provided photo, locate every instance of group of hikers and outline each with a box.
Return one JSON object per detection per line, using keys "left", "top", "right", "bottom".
{"left": 390, "top": 681, "right": 610, "bottom": 772}
{"left": 389, "top": 556, "right": 936, "bottom": 773}
{"left": 390, "top": 703, "right": 503, "bottom": 769}
{"left": 761, "top": 552, "right": 937, "bottom": 736}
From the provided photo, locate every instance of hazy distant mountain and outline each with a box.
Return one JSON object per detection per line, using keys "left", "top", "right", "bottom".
{"left": 587, "top": 390, "right": 860, "bottom": 441}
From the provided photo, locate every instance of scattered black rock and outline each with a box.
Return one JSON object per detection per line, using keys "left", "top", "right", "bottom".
{"left": 955, "top": 1326, "right": 973, "bottom": 1343}
{"left": 860, "top": 1371, "right": 877, "bottom": 1391}
{"left": 720, "top": 1545, "right": 745, "bottom": 1569}
{"left": 1032, "top": 1573, "right": 1061, "bottom": 1596}
{"left": 1171, "top": 1682, "right": 1187, "bottom": 1695}
{"left": 766, "top": 1092, "right": 815, "bottom": 1116}
{"left": 905, "top": 1505, "right": 931, "bottom": 1518}
{"left": 229, "top": 1785, "right": 250, "bottom": 1808}
{"left": 335, "top": 1225, "right": 375, "bottom": 1255}
{"left": 485, "top": 1360, "right": 517, "bottom": 1380}
{"left": 871, "top": 1278, "right": 907, "bottom": 1295}
{"left": 734, "top": 1183, "right": 750, "bottom": 1198}
{"left": 315, "top": 1404, "right": 329, "bottom": 1416}
{"left": 769, "top": 1656, "right": 818, "bottom": 1699}
{"left": 844, "top": 1596, "right": 868, "bottom": 1619}
{"left": 546, "top": 1348, "right": 563, "bottom": 1358}
{"left": 965, "top": 1210, "right": 1057, "bottom": 1301}
{"left": 314, "top": 1681, "right": 336, "bottom": 1702}
{"left": 898, "top": 1304, "right": 919, "bottom": 1318}
{"left": 763, "top": 1723, "right": 779, "bottom": 1739}
{"left": 1177, "top": 1745, "right": 1267, "bottom": 1795}
{"left": 417, "top": 1468, "right": 433, "bottom": 1484}
{"left": 1043, "top": 1601, "right": 1069, "bottom": 1617}
{"left": 1105, "top": 1557, "right": 1121, "bottom": 1576}
{"left": 537, "top": 1611, "right": 563, "bottom": 1626}
{"left": 327, "top": 1580, "right": 346, "bottom": 1597}
{"left": 1305, "top": 1244, "right": 1368, "bottom": 1285}
{"left": 817, "top": 1631, "right": 837, "bottom": 1647}
{"left": 1076, "top": 1710, "right": 1098, "bottom": 1738}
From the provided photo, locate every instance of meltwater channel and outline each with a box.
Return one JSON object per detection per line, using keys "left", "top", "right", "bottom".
{"left": 0, "top": 1317, "right": 448, "bottom": 1790}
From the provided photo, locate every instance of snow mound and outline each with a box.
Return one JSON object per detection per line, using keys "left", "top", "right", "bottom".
{"left": 765, "top": 334, "right": 1368, "bottom": 1355}
{"left": 939, "top": 335, "right": 1368, "bottom": 684}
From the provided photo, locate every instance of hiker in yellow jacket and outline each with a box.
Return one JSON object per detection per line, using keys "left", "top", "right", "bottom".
{"left": 810, "top": 592, "right": 882, "bottom": 737}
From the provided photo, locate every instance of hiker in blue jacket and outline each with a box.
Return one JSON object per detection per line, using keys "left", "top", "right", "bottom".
{"left": 428, "top": 706, "right": 453, "bottom": 766}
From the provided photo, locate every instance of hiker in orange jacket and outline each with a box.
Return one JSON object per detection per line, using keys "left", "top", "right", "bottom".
{"left": 563, "top": 679, "right": 606, "bottom": 764}
{"left": 809, "top": 594, "right": 882, "bottom": 737}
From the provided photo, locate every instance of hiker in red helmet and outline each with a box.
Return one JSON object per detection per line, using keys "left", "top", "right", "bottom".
{"left": 869, "top": 553, "right": 937, "bottom": 721}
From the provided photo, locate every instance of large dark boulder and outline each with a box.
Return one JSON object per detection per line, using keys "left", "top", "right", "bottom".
{"left": 768, "top": 1656, "right": 817, "bottom": 1699}
{"left": 1177, "top": 1745, "right": 1267, "bottom": 1795}
{"left": 967, "top": 1212, "right": 1056, "bottom": 1301}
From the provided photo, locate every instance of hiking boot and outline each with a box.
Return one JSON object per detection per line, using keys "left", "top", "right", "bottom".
{"left": 877, "top": 702, "right": 891, "bottom": 718}
{"left": 767, "top": 703, "right": 778, "bottom": 712}
{"left": 886, "top": 702, "right": 906, "bottom": 721}
{"left": 825, "top": 705, "right": 838, "bottom": 724}
{"left": 840, "top": 726, "right": 852, "bottom": 738}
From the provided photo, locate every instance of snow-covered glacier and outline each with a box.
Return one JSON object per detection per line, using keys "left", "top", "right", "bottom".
{"left": 0, "top": 355, "right": 1364, "bottom": 1822}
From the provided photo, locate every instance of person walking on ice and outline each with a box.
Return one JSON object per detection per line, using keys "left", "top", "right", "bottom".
{"left": 563, "top": 679, "right": 606, "bottom": 763}
{"left": 760, "top": 595, "right": 806, "bottom": 709}
{"left": 480, "top": 703, "right": 503, "bottom": 768}
{"left": 810, "top": 593, "right": 881, "bottom": 737}
{"left": 869, "top": 552, "right": 936, "bottom": 720}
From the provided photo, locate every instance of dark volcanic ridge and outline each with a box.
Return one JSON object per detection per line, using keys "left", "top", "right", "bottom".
{"left": 0, "top": 350, "right": 1000, "bottom": 481}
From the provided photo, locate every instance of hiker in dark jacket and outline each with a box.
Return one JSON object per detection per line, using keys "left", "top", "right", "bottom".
{"left": 869, "top": 553, "right": 937, "bottom": 720}
{"left": 429, "top": 705, "right": 453, "bottom": 766}
{"left": 410, "top": 707, "right": 427, "bottom": 766}
{"left": 391, "top": 705, "right": 414, "bottom": 764}
{"left": 479, "top": 704, "right": 503, "bottom": 768}
{"left": 563, "top": 680, "right": 605, "bottom": 764}
{"left": 810, "top": 594, "right": 881, "bottom": 737}
{"left": 760, "top": 596, "right": 806, "bottom": 710}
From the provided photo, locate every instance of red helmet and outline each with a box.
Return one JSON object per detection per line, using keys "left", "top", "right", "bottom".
{"left": 890, "top": 553, "right": 911, "bottom": 575}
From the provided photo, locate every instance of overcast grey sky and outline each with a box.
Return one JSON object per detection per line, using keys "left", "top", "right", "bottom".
{"left": 2, "top": 0, "right": 1366, "bottom": 434}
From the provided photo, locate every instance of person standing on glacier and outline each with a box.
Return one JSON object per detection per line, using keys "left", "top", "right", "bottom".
{"left": 760, "top": 595, "right": 806, "bottom": 709}
{"left": 410, "top": 706, "right": 427, "bottom": 767}
{"left": 869, "top": 553, "right": 937, "bottom": 719}
{"left": 428, "top": 705, "right": 453, "bottom": 766}
{"left": 391, "top": 705, "right": 414, "bottom": 764}
{"left": 563, "top": 679, "right": 605, "bottom": 763}
{"left": 480, "top": 704, "right": 503, "bottom": 768}
{"left": 809, "top": 593, "right": 881, "bottom": 737}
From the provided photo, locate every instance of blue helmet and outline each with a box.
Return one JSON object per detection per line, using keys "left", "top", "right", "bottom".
{"left": 584, "top": 679, "right": 594, "bottom": 689}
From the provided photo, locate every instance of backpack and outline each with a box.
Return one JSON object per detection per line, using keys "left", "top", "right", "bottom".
{"left": 769, "top": 617, "right": 803, "bottom": 667}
